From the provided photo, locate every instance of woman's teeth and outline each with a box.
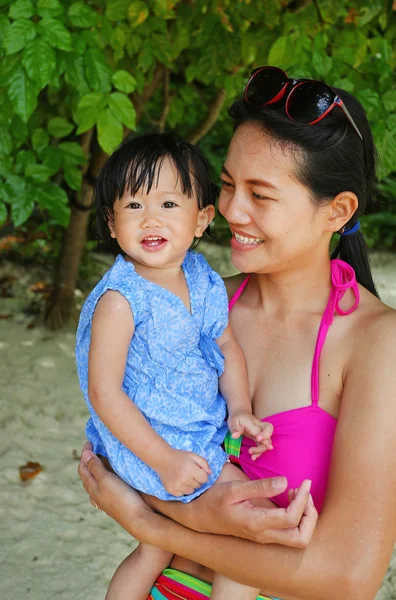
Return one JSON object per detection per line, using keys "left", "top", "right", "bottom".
{"left": 234, "top": 232, "right": 264, "bottom": 245}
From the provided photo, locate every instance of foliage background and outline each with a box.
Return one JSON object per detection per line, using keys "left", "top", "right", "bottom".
{"left": 0, "top": 0, "right": 395, "bottom": 325}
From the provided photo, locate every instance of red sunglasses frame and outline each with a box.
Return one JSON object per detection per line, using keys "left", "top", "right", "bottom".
{"left": 244, "top": 66, "right": 363, "bottom": 141}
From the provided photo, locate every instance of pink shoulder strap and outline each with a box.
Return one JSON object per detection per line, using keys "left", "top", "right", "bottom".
{"left": 228, "top": 276, "right": 250, "bottom": 311}
{"left": 311, "top": 259, "right": 360, "bottom": 406}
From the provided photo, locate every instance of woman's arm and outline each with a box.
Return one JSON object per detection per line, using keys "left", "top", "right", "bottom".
{"left": 80, "top": 311, "right": 396, "bottom": 600}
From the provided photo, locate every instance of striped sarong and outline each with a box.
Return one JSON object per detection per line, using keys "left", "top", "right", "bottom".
{"left": 148, "top": 568, "right": 280, "bottom": 600}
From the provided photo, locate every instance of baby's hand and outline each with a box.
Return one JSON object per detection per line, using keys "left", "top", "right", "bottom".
{"left": 228, "top": 411, "right": 274, "bottom": 460}
{"left": 158, "top": 449, "right": 211, "bottom": 497}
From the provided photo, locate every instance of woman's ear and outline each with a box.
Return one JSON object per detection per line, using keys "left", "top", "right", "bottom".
{"left": 325, "top": 191, "right": 359, "bottom": 233}
{"left": 195, "top": 205, "right": 215, "bottom": 238}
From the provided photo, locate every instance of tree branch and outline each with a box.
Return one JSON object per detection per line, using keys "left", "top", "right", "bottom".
{"left": 131, "top": 63, "right": 166, "bottom": 124}
{"left": 159, "top": 69, "right": 170, "bottom": 133}
{"left": 187, "top": 88, "right": 227, "bottom": 145}
{"left": 312, "top": 0, "right": 325, "bottom": 25}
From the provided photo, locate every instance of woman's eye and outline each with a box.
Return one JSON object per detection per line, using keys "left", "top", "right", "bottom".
{"left": 220, "top": 180, "right": 233, "bottom": 189}
{"left": 162, "top": 201, "right": 177, "bottom": 208}
{"left": 127, "top": 202, "right": 141, "bottom": 209}
{"left": 252, "top": 192, "right": 270, "bottom": 201}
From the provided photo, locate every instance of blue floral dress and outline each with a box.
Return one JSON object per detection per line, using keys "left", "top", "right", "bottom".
{"left": 76, "top": 252, "right": 229, "bottom": 502}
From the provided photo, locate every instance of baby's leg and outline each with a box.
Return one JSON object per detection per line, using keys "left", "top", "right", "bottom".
{"left": 211, "top": 575, "right": 260, "bottom": 600}
{"left": 105, "top": 543, "right": 172, "bottom": 600}
{"left": 210, "top": 462, "right": 266, "bottom": 599}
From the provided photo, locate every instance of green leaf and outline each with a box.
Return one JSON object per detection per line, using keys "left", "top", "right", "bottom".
{"left": 64, "top": 53, "right": 89, "bottom": 94}
{"left": 97, "top": 108, "right": 123, "bottom": 154}
{"left": 7, "top": 68, "right": 39, "bottom": 123}
{"left": 25, "top": 163, "right": 51, "bottom": 182}
{"left": 32, "top": 128, "right": 50, "bottom": 154}
{"left": 108, "top": 92, "right": 136, "bottom": 129}
{"left": 38, "top": 19, "right": 72, "bottom": 51}
{"left": 137, "top": 44, "right": 154, "bottom": 72}
{"left": 37, "top": 0, "right": 64, "bottom": 18}
{"left": 5, "top": 174, "right": 26, "bottom": 196}
{"left": 378, "top": 129, "right": 396, "bottom": 178}
{"left": 312, "top": 52, "right": 332, "bottom": 76}
{"left": 10, "top": 115, "right": 29, "bottom": 143}
{"left": 383, "top": 91, "right": 396, "bottom": 113}
{"left": 241, "top": 33, "right": 256, "bottom": 65}
{"left": 84, "top": 47, "right": 112, "bottom": 92}
{"left": 0, "top": 127, "right": 12, "bottom": 156}
{"left": 4, "top": 19, "right": 36, "bottom": 55}
{"left": 75, "top": 92, "right": 106, "bottom": 133}
{"left": 36, "top": 183, "right": 70, "bottom": 226}
{"left": 267, "top": 35, "right": 289, "bottom": 68}
{"left": 64, "top": 165, "right": 82, "bottom": 190}
{"left": 42, "top": 145, "right": 62, "bottom": 174}
{"left": 22, "top": 38, "right": 56, "bottom": 89}
{"left": 106, "top": 0, "right": 130, "bottom": 21}
{"left": 9, "top": 0, "right": 34, "bottom": 20}
{"left": 48, "top": 117, "right": 74, "bottom": 138}
{"left": 128, "top": 1, "right": 149, "bottom": 27}
{"left": 59, "top": 142, "right": 86, "bottom": 165}
{"left": 0, "top": 157, "right": 14, "bottom": 179}
{"left": 112, "top": 70, "right": 137, "bottom": 93}
{"left": 68, "top": 2, "right": 98, "bottom": 28}
{"left": 0, "top": 201, "right": 7, "bottom": 225}
{"left": 15, "top": 150, "right": 36, "bottom": 174}
{"left": 6, "top": 176, "right": 34, "bottom": 226}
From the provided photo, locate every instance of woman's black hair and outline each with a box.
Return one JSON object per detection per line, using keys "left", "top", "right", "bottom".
{"left": 228, "top": 86, "right": 379, "bottom": 297}
{"left": 94, "top": 131, "right": 217, "bottom": 251}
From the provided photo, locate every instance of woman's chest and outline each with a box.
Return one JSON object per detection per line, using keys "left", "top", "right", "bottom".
{"left": 230, "top": 309, "right": 346, "bottom": 420}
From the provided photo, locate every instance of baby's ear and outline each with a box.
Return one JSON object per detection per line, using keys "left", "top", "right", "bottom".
{"left": 195, "top": 205, "right": 215, "bottom": 237}
{"left": 106, "top": 209, "right": 116, "bottom": 239}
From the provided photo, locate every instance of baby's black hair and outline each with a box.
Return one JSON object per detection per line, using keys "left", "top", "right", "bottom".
{"left": 94, "top": 131, "right": 217, "bottom": 250}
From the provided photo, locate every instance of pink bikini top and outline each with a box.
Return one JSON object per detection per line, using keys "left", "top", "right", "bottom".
{"left": 229, "top": 259, "right": 360, "bottom": 512}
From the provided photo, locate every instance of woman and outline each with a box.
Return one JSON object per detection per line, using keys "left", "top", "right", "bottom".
{"left": 79, "top": 67, "right": 396, "bottom": 600}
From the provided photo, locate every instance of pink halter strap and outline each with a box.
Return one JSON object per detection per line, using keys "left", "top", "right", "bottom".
{"left": 228, "top": 260, "right": 360, "bottom": 408}
{"left": 311, "top": 259, "right": 360, "bottom": 406}
{"left": 228, "top": 275, "right": 250, "bottom": 311}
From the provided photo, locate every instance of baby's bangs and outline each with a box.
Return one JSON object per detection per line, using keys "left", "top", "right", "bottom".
{"left": 117, "top": 148, "right": 197, "bottom": 201}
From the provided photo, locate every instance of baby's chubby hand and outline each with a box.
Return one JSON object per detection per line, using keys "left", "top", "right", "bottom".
{"left": 228, "top": 410, "right": 274, "bottom": 460}
{"left": 158, "top": 448, "right": 211, "bottom": 497}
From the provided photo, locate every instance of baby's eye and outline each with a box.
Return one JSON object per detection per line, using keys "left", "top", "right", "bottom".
{"left": 126, "top": 202, "right": 141, "bottom": 209}
{"left": 162, "top": 201, "right": 177, "bottom": 208}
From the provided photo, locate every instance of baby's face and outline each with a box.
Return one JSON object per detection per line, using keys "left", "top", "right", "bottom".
{"left": 108, "top": 157, "right": 214, "bottom": 271}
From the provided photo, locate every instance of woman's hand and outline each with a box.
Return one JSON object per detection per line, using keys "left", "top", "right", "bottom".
{"left": 188, "top": 476, "right": 317, "bottom": 547}
{"left": 78, "top": 442, "right": 152, "bottom": 541}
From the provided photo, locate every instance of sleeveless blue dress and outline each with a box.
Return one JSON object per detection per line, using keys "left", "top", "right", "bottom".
{"left": 76, "top": 252, "right": 229, "bottom": 502}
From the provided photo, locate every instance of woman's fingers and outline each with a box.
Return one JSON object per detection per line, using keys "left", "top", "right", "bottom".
{"left": 263, "top": 492, "right": 318, "bottom": 548}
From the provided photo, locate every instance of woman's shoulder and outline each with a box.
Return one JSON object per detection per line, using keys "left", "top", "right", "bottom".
{"left": 349, "top": 287, "right": 396, "bottom": 369}
{"left": 223, "top": 273, "right": 248, "bottom": 301}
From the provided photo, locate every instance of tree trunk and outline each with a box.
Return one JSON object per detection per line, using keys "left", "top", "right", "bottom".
{"left": 45, "top": 179, "right": 94, "bottom": 329}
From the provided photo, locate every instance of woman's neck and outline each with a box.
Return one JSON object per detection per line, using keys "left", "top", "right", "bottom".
{"left": 251, "top": 255, "right": 332, "bottom": 318}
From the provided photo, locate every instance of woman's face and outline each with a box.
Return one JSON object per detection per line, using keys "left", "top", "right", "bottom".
{"left": 218, "top": 122, "right": 331, "bottom": 274}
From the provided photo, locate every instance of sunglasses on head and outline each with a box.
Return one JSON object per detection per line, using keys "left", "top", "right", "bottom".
{"left": 244, "top": 66, "right": 363, "bottom": 141}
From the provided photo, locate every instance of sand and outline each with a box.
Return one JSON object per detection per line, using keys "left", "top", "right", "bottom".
{"left": 1, "top": 247, "right": 395, "bottom": 600}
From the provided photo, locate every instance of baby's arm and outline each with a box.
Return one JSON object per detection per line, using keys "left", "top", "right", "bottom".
{"left": 216, "top": 325, "right": 273, "bottom": 456}
{"left": 89, "top": 291, "right": 211, "bottom": 497}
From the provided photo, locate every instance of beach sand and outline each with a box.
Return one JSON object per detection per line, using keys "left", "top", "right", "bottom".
{"left": 1, "top": 247, "right": 395, "bottom": 600}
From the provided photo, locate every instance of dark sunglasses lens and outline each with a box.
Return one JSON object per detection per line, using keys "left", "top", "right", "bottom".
{"left": 245, "top": 68, "right": 287, "bottom": 106}
{"left": 287, "top": 82, "right": 334, "bottom": 123}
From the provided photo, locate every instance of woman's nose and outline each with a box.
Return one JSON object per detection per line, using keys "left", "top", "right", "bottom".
{"left": 220, "top": 191, "right": 251, "bottom": 226}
